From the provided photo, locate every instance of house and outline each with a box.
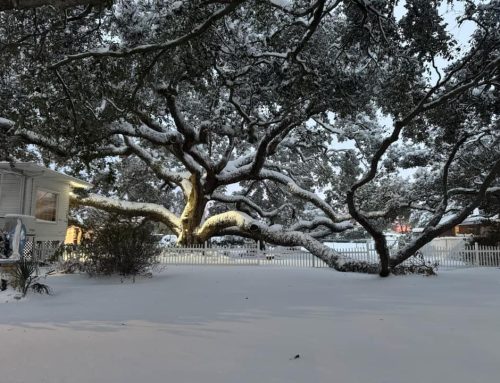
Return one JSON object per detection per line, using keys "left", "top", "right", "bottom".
{"left": 411, "top": 209, "right": 500, "bottom": 250}
{"left": 412, "top": 210, "right": 500, "bottom": 239}
{"left": 0, "top": 162, "right": 92, "bottom": 244}
{"left": 455, "top": 213, "right": 500, "bottom": 238}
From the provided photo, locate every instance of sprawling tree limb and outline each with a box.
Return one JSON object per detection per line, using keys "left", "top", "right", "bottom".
{"left": 211, "top": 192, "right": 294, "bottom": 219}
{"left": 163, "top": 91, "right": 200, "bottom": 146}
{"left": 0, "top": 0, "right": 107, "bottom": 10}
{"left": 390, "top": 157, "right": 500, "bottom": 267}
{"left": 258, "top": 169, "right": 347, "bottom": 223}
{"left": 123, "top": 137, "right": 187, "bottom": 186}
{"left": 448, "top": 186, "right": 500, "bottom": 196}
{"left": 0, "top": 117, "right": 15, "bottom": 129}
{"left": 12, "top": 126, "right": 132, "bottom": 159}
{"left": 220, "top": 223, "right": 379, "bottom": 274}
{"left": 109, "top": 121, "right": 183, "bottom": 145}
{"left": 49, "top": 0, "right": 245, "bottom": 68}
{"left": 14, "top": 128, "right": 69, "bottom": 157}
{"left": 346, "top": 49, "right": 500, "bottom": 276}
{"left": 289, "top": 217, "right": 353, "bottom": 233}
{"left": 71, "top": 193, "right": 182, "bottom": 235}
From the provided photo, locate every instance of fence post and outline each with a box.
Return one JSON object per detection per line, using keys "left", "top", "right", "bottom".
{"left": 366, "top": 241, "right": 370, "bottom": 262}
{"left": 312, "top": 253, "right": 315, "bottom": 268}
{"left": 204, "top": 242, "right": 207, "bottom": 264}
{"left": 474, "top": 242, "right": 479, "bottom": 266}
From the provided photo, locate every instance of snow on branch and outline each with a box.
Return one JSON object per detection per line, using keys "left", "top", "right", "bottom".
{"left": 14, "top": 128, "right": 68, "bottom": 157}
{"left": 195, "top": 210, "right": 255, "bottom": 242}
{"left": 123, "top": 137, "right": 188, "bottom": 186}
{"left": 448, "top": 186, "right": 500, "bottom": 196}
{"left": 0, "top": 117, "right": 15, "bottom": 129}
{"left": 391, "top": 157, "right": 500, "bottom": 268}
{"left": 0, "top": 0, "right": 106, "bottom": 10}
{"left": 258, "top": 169, "right": 347, "bottom": 223}
{"left": 289, "top": 217, "right": 353, "bottom": 233}
{"left": 211, "top": 192, "right": 294, "bottom": 219}
{"left": 109, "top": 121, "right": 183, "bottom": 145}
{"left": 13, "top": 126, "right": 131, "bottom": 159}
{"left": 71, "top": 193, "right": 182, "bottom": 235}
{"left": 49, "top": 0, "right": 245, "bottom": 69}
{"left": 216, "top": 118, "right": 302, "bottom": 184}
{"left": 221, "top": 223, "right": 378, "bottom": 273}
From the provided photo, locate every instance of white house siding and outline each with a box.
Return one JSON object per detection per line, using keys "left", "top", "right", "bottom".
{"left": 0, "top": 172, "right": 24, "bottom": 229}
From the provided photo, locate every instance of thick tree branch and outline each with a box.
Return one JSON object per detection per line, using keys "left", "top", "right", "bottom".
{"left": 211, "top": 192, "right": 294, "bottom": 219}
{"left": 50, "top": 0, "right": 245, "bottom": 68}
{"left": 0, "top": 0, "right": 107, "bottom": 10}
{"left": 391, "top": 157, "right": 500, "bottom": 267}
{"left": 71, "top": 193, "right": 182, "bottom": 235}
{"left": 123, "top": 137, "right": 188, "bottom": 186}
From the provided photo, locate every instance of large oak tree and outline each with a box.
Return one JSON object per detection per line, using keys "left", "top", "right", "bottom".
{"left": 1, "top": 0, "right": 499, "bottom": 275}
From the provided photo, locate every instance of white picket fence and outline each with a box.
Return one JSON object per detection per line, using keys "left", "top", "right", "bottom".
{"left": 158, "top": 244, "right": 324, "bottom": 267}
{"left": 158, "top": 242, "right": 500, "bottom": 269}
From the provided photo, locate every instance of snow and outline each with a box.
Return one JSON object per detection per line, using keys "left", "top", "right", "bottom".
{"left": 171, "top": 1, "right": 183, "bottom": 11}
{"left": 1, "top": 267, "right": 500, "bottom": 383}
{"left": 0, "top": 117, "right": 15, "bottom": 127}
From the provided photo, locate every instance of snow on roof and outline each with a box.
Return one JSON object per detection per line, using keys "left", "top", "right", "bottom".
{"left": 0, "top": 162, "right": 92, "bottom": 189}
{"left": 461, "top": 215, "right": 488, "bottom": 225}
{"left": 413, "top": 210, "right": 498, "bottom": 233}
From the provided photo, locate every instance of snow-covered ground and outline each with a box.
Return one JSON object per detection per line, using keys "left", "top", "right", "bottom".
{"left": 1, "top": 266, "right": 500, "bottom": 383}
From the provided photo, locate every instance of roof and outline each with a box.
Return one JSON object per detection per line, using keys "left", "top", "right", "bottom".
{"left": 460, "top": 215, "right": 488, "bottom": 225}
{"left": 0, "top": 162, "right": 92, "bottom": 189}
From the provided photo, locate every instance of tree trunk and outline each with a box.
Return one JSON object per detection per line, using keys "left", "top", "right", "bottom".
{"left": 176, "top": 174, "right": 207, "bottom": 246}
{"left": 372, "top": 233, "right": 390, "bottom": 277}
{"left": 346, "top": 191, "right": 390, "bottom": 277}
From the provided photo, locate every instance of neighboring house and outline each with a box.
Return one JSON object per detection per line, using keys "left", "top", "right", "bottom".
{"left": 411, "top": 209, "right": 500, "bottom": 249}
{"left": 0, "top": 162, "right": 91, "bottom": 243}
{"left": 412, "top": 209, "right": 500, "bottom": 239}
{"left": 456, "top": 214, "right": 500, "bottom": 238}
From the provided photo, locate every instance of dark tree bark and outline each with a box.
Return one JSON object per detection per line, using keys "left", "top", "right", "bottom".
{"left": 0, "top": 0, "right": 108, "bottom": 10}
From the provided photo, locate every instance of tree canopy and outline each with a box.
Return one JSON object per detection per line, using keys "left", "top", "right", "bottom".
{"left": 1, "top": 0, "right": 499, "bottom": 276}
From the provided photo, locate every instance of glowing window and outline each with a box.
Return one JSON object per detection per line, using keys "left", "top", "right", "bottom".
{"left": 35, "top": 190, "right": 57, "bottom": 221}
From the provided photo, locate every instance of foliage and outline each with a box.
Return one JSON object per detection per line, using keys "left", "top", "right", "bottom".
{"left": 391, "top": 252, "right": 438, "bottom": 276}
{"left": 83, "top": 214, "right": 160, "bottom": 277}
{"left": 8, "top": 260, "right": 52, "bottom": 297}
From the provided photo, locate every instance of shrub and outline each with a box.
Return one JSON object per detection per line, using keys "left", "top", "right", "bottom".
{"left": 83, "top": 215, "right": 160, "bottom": 278}
{"left": 391, "top": 251, "right": 438, "bottom": 276}
{"left": 8, "top": 259, "right": 52, "bottom": 297}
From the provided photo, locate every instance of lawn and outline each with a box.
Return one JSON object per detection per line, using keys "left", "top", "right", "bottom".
{"left": 1, "top": 266, "right": 500, "bottom": 383}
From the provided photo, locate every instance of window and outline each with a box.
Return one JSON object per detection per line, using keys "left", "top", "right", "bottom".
{"left": 35, "top": 190, "right": 57, "bottom": 221}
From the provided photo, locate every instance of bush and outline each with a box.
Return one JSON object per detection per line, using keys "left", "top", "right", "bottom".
{"left": 391, "top": 251, "right": 438, "bottom": 276}
{"left": 8, "top": 259, "right": 52, "bottom": 297}
{"left": 83, "top": 216, "right": 160, "bottom": 277}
